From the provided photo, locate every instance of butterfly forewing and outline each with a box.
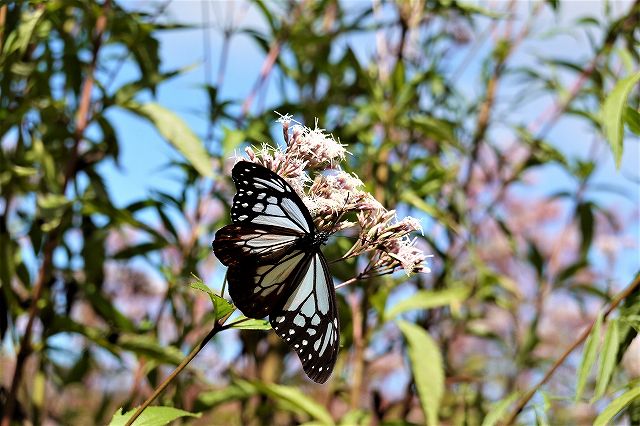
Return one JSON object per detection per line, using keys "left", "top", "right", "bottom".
{"left": 270, "top": 252, "right": 339, "bottom": 384}
{"left": 213, "top": 223, "right": 301, "bottom": 265}
{"left": 230, "top": 162, "right": 313, "bottom": 234}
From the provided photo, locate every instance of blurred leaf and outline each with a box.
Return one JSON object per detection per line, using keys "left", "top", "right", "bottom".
{"left": 36, "top": 193, "right": 70, "bottom": 210}
{"left": 593, "top": 387, "right": 640, "bottom": 426}
{"left": 123, "top": 101, "right": 213, "bottom": 178}
{"left": 623, "top": 106, "right": 640, "bottom": 135}
{"left": 108, "top": 406, "right": 200, "bottom": 426}
{"left": 594, "top": 319, "right": 620, "bottom": 400}
{"left": 556, "top": 259, "right": 588, "bottom": 283}
{"left": 247, "top": 380, "right": 334, "bottom": 425}
{"left": 338, "top": 410, "right": 371, "bottom": 425}
{"left": 601, "top": 71, "right": 640, "bottom": 169}
{"left": 195, "top": 381, "right": 256, "bottom": 410}
{"left": 402, "top": 191, "right": 461, "bottom": 234}
{"left": 118, "top": 334, "right": 184, "bottom": 365}
{"left": 2, "top": 8, "right": 44, "bottom": 56}
{"left": 620, "top": 315, "right": 640, "bottom": 332}
{"left": 112, "top": 242, "right": 167, "bottom": 259}
{"left": 527, "top": 241, "right": 545, "bottom": 279}
{"left": 397, "top": 321, "right": 444, "bottom": 426}
{"left": 575, "top": 312, "right": 602, "bottom": 401}
{"left": 481, "top": 392, "right": 520, "bottom": 426}
{"left": 386, "top": 287, "right": 470, "bottom": 319}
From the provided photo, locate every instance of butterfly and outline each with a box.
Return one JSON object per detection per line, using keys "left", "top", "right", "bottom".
{"left": 212, "top": 161, "right": 339, "bottom": 383}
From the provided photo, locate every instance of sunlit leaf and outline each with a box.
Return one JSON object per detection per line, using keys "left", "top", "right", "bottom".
{"left": 3, "top": 8, "right": 44, "bottom": 56}
{"left": 229, "top": 316, "right": 271, "bottom": 330}
{"left": 118, "top": 334, "right": 184, "bottom": 365}
{"left": 123, "top": 101, "right": 213, "bottom": 178}
{"left": 247, "top": 380, "right": 334, "bottom": 425}
{"left": 593, "top": 387, "right": 640, "bottom": 426}
{"left": 397, "top": 320, "right": 444, "bottom": 426}
{"left": 601, "top": 71, "right": 640, "bottom": 169}
{"left": 481, "top": 392, "right": 520, "bottom": 426}
{"left": 594, "top": 319, "right": 620, "bottom": 400}
{"left": 386, "top": 287, "right": 470, "bottom": 319}
{"left": 575, "top": 312, "right": 602, "bottom": 401}
{"left": 108, "top": 406, "right": 200, "bottom": 426}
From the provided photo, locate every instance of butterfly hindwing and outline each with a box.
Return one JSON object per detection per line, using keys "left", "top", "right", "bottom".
{"left": 226, "top": 249, "right": 313, "bottom": 319}
{"left": 230, "top": 162, "right": 313, "bottom": 234}
{"left": 269, "top": 252, "right": 339, "bottom": 384}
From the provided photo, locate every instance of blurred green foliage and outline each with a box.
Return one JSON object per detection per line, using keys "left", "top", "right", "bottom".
{"left": 1, "top": 0, "right": 639, "bottom": 425}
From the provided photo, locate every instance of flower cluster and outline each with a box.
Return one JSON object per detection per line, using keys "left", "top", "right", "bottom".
{"left": 238, "top": 115, "right": 429, "bottom": 278}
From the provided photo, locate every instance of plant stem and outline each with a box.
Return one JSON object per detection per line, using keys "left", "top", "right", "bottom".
{"left": 124, "top": 320, "right": 227, "bottom": 426}
{"left": 503, "top": 272, "right": 640, "bottom": 425}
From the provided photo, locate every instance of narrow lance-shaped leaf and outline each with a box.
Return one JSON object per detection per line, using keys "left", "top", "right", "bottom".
{"left": 123, "top": 101, "right": 213, "bottom": 178}
{"left": 386, "top": 287, "right": 470, "bottom": 319}
{"left": 108, "top": 406, "right": 200, "bottom": 426}
{"left": 594, "top": 319, "right": 620, "bottom": 400}
{"left": 247, "top": 380, "right": 334, "bottom": 425}
{"left": 481, "top": 392, "right": 521, "bottom": 426}
{"left": 593, "top": 387, "right": 640, "bottom": 426}
{"left": 397, "top": 320, "right": 444, "bottom": 426}
{"left": 575, "top": 312, "right": 602, "bottom": 401}
{"left": 601, "top": 71, "right": 640, "bottom": 169}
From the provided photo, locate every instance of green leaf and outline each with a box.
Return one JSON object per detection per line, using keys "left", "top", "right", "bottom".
{"left": 195, "top": 381, "right": 256, "bottom": 409}
{"left": 601, "top": 71, "right": 640, "bottom": 169}
{"left": 397, "top": 321, "right": 444, "bottom": 426}
{"left": 593, "top": 387, "right": 640, "bottom": 426}
{"left": 108, "top": 406, "right": 200, "bottom": 426}
{"left": 577, "top": 202, "right": 595, "bottom": 257}
{"left": 620, "top": 315, "right": 640, "bottom": 333}
{"left": 575, "top": 312, "right": 602, "bottom": 401}
{"left": 112, "top": 242, "right": 167, "bottom": 259}
{"left": 481, "top": 392, "right": 520, "bottom": 426}
{"left": 37, "top": 193, "right": 71, "bottom": 210}
{"left": 118, "top": 334, "right": 185, "bottom": 365}
{"left": 248, "top": 380, "right": 334, "bottom": 425}
{"left": 402, "top": 191, "right": 461, "bottom": 234}
{"left": 623, "top": 106, "right": 640, "bottom": 135}
{"left": 3, "top": 8, "right": 44, "bottom": 56}
{"left": 189, "top": 276, "right": 234, "bottom": 322}
{"left": 229, "top": 316, "right": 272, "bottom": 330}
{"left": 594, "top": 319, "right": 620, "bottom": 400}
{"left": 386, "top": 287, "right": 470, "bottom": 319}
{"left": 123, "top": 101, "right": 212, "bottom": 178}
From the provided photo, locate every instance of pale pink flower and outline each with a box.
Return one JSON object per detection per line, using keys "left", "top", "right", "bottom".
{"left": 233, "top": 116, "right": 429, "bottom": 278}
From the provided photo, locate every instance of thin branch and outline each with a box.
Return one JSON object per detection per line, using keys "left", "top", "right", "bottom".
{"left": 124, "top": 318, "right": 228, "bottom": 426}
{"left": 503, "top": 272, "right": 640, "bottom": 425}
{"left": 0, "top": 5, "right": 7, "bottom": 52}
{"left": 241, "top": 39, "right": 282, "bottom": 118}
{"left": 0, "top": 3, "right": 111, "bottom": 424}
